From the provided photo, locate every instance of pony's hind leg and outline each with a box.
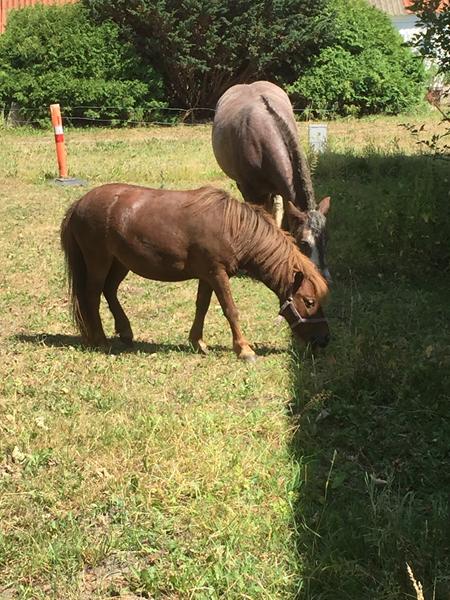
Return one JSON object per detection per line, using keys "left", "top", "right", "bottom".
{"left": 103, "top": 259, "right": 133, "bottom": 346}
{"left": 188, "top": 279, "right": 213, "bottom": 355}
{"left": 78, "top": 252, "right": 113, "bottom": 348}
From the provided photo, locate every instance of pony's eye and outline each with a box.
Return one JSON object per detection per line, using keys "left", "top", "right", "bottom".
{"left": 304, "top": 298, "right": 315, "bottom": 309}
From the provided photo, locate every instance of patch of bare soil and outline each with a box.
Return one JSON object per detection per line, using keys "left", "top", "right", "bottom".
{"left": 79, "top": 553, "right": 144, "bottom": 599}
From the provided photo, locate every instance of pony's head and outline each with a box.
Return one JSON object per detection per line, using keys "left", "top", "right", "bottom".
{"left": 286, "top": 196, "right": 331, "bottom": 283}
{"left": 280, "top": 268, "right": 330, "bottom": 349}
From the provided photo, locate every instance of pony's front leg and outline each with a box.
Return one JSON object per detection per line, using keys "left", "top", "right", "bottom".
{"left": 211, "top": 271, "right": 256, "bottom": 362}
{"left": 189, "top": 279, "right": 213, "bottom": 355}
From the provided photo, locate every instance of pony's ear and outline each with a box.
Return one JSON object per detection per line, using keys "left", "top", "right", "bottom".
{"left": 291, "top": 271, "right": 304, "bottom": 296}
{"left": 286, "top": 201, "right": 307, "bottom": 227}
{"left": 318, "top": 196, "right": 331, "bottom": 216}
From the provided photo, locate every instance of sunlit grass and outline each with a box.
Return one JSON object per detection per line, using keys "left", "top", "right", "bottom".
{"left": 0, "top": 125, "right": 295, "bottom": 598}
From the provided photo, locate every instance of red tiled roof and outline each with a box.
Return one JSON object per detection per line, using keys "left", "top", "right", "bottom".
{"left": 367, "top": 0, "right": 447, "bottom": 14}
{"left": 366, "top": 0, "right": 411, "bottom": 15}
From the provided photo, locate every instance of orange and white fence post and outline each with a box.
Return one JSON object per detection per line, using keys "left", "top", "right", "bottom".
{"left": 50, "top": 103, "right": 68, "bottom": 179}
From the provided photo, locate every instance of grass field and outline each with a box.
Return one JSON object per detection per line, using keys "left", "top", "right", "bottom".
{"left": 0, "top": 114, "right": 449, "bottom": 599}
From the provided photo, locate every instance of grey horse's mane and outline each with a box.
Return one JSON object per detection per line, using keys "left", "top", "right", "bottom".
{"left": 260, "top": 95, "right": 316, "bottom": 211}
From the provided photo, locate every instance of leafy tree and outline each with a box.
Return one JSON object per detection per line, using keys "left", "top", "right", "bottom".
{"left": 404, "top": 0, "right": 449, "bottom": 159}
{"left": 82, "top": 0, "right": 331, "bottom": 109}
{"left": 287, "top": 0, "right": 426, "bottom": 116}
{"left": 410, "top": 0, "right": 450, "bottom": 73}
{"left": 0, "top": 3, "right": 166, "bottom": 125}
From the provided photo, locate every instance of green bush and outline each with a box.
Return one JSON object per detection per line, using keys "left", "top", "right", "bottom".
{"left": 83, "top": 0, "right": 330, "bottom": 109}
{"left": 287, "top": 0, "right": 426, "bottom": 116}
{"left": 0, "top": 3, "right": 166, "bottom": 125}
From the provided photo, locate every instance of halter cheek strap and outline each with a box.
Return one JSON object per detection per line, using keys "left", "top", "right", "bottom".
{"left": 279, "top": 297, "right": 328, "bottom": 330}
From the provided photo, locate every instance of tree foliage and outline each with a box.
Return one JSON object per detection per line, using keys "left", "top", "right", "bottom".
{"left": 0, "top": 3, "right": 166, "bottom": 125}
{"left": 287, "top": 0, "right": 426, "bottom": 116}
{"left": 406, "top": 1, "right": 449, "bottom": 161}
{"left": 409, "top": 0, "right": 450, "bottom": 73}
{"left": 82, "top": 0, "right": 331, "bottom": 109}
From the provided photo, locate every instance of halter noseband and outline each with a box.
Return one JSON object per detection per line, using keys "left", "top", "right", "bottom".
{"left": 279, "top": 297, "right": 328, "bottom": 330}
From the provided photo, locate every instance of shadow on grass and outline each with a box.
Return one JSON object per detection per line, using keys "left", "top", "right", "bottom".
{"left": 289, "top": 275, "right": 450, "bottom": 599}
{"left": 13, "top": 333, "right": 284, "bottom": 357}
{"left": 313, "top": 151, "right": 450, "bottom": 279}
{"left": 289, "top": 149, "right": 450, "bottom": 599}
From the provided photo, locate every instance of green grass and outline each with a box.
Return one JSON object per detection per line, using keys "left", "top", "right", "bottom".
{"left": 290, "top": 276, "right": 450, "bottom": 599}
{"left": 0, "top": 115, "right": 449, "bottom": 599}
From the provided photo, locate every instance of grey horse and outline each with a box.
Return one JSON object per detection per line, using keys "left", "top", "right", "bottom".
{"left": 212, "top": 80, "right": 331, "bottom": 281}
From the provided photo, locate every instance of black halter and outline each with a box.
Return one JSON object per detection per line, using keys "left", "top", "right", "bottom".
{"left": 279, "top": 297, "right": 328, "bottom": 330}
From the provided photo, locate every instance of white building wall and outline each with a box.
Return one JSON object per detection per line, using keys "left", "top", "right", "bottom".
{"left": 391, "top": 15, "right": 424, "bottom": 42}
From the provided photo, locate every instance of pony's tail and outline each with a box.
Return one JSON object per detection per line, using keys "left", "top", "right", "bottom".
{"left": 60, "top": 202, "right": 89, "bottom": 340}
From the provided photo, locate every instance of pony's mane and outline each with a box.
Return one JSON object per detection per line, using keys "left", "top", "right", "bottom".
{"left": 260, "top": 95, "right": 316, "bottom": 211}
{"left": 185, "top": 187, "right": 328, "bottom": 301}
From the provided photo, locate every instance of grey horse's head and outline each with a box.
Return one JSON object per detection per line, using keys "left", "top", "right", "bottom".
{"left": 286, "top": 196, "right": 331, "bottom": 282}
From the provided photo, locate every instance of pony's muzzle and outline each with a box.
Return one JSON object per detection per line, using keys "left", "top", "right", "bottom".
{"left": 312, "top": 333, "right": 330, "bottom": 348}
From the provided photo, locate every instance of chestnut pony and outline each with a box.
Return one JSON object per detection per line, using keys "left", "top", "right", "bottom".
{"left": 60, "top": 184, "right": 329, "bottom": 361}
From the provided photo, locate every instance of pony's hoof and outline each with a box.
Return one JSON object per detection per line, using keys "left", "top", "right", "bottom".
{"left": 190, "top": 339, "right": 209, "bottom": 355}
{"left": 120, "top": 336, "right": 134, "bottom": 347}
{"left": 239, "top": 352, "right": 257, "bottom": 363}
{"left": 85, "top": 338, "right": 109, "bottom": 350}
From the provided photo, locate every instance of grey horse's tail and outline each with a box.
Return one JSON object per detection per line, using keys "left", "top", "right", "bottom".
{"left": 260, "top": 95, "right": 315, "bottom": 211}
